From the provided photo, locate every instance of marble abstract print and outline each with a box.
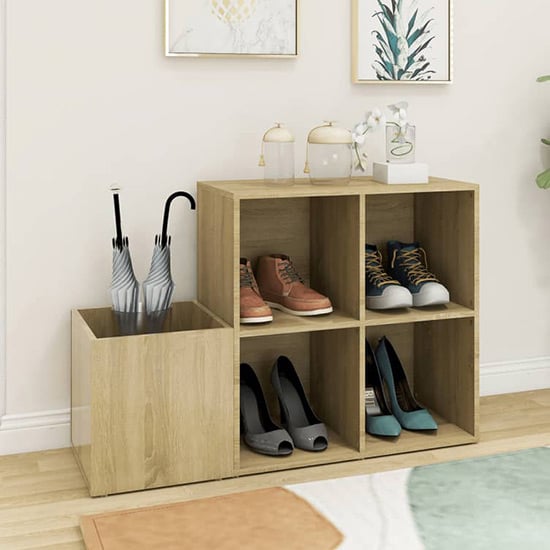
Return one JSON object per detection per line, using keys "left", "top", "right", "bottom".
{"left": 355, "top": 0, "right": 450, "bottom": 82}
{"left": 167, "top": 0, "right": 297, "bottom": 55}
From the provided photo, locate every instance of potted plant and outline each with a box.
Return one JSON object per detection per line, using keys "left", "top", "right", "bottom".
{"left": 537, "top": 75, "right": 550, "bottom": 189}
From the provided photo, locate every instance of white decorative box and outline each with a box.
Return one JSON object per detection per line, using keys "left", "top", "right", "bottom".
{"left": 373, "top": 162, "right": 429, "bottom": 184}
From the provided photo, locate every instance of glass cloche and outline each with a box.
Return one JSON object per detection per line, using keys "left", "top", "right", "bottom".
{"left": 304, "top": 122, "right": 353, "bottom": 184}
{"left": 259, "top": 123, "right": 295, "bottom": 185}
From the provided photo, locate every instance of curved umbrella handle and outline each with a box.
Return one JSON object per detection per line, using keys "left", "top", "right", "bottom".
{"left": 161, "top": 191, "right": 196, "bottom": 248}
{"left": 111, "top": 187, "right": 123, "bottom": 250}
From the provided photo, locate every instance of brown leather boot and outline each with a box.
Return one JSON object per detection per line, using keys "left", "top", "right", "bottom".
{"left": 240, "top": 258, "right": 273, "bottom": 324}
{"left": 255, "top": 254, "right": 333, "bottom": 316}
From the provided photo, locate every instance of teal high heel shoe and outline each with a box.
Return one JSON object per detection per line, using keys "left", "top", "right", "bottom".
{"left": 365, "top": 340, "right": 401, "bottom": 437}
{"left": 375, "top": 337, "right": 438, "bottom": 431}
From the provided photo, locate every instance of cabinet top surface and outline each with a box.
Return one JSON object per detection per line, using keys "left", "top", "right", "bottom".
{"left": 197, "top": 177, "right": 478, "bottom": 199}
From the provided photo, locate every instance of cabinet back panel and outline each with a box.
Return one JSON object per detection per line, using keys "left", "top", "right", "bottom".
{"left": 365, "top": 194, "right": 414, "bottom": 263}
{"left": 365, "top": 324, "right": 415, "bottom": 390}
{"left": 240, "top": 333, "right": 310, "bottom": 423}
{"left": 240, "top": 198, "right": 310, "bottom": 283}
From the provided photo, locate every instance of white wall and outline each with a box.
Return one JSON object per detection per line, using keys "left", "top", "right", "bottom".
{"left": 1, "top": 0, "right": 550, "bottom": 453}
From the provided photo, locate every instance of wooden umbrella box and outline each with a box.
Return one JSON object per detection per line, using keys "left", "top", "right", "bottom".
{"left": 71, "top": 301, "right": 233, "bottom": 497}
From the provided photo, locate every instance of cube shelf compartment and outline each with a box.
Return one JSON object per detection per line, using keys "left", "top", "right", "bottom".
{"left": 198, "top": 176, "right": 479, "bottom": 478}
{"left": 239, "top": 329, "right": 361, "bottom": 474}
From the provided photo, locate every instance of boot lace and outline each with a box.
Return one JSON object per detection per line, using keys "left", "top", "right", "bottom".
{"left": 278, "top": 260, "right": 303, "bottom": 284}
{"left": 366, "top": 249, "right": 398, "bottom": 288}
{"left": 240, "top": 264, "right": 255, "bottom": 289}
{"left": 391, "top": 248, "right": 438, "bottom": 285}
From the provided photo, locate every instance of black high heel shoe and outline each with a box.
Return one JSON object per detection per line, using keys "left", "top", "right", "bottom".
{"left": 365, "top": 340, "right": 401, "bottom": 437}
{"left": 271, "top": 356, "right": 328, "bottom": 452}
{"left": 240, "top": 363, "right": 294, "bottom": 456}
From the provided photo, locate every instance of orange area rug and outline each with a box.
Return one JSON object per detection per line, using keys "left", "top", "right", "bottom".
{"left": 81, "top": 487, "right": 343, "bottom": 550}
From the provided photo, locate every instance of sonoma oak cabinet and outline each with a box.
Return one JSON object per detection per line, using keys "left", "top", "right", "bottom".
{"left": 71, "top": 301, "right": 233, "bottom": 496}
{"left": 198, "top": 177, "right": 479, "bottom": 476}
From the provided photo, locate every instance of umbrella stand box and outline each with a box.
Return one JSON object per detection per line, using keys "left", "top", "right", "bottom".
{"left": 71, "top": 300, "right": 234, "bottom": 497}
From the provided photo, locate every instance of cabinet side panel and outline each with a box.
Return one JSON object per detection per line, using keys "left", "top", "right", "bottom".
{"left": 311, "top": 329, "right": 361, "bottom": 450}
{"left": 415, "top": 191, "right": 476, "bottom": 310}
{"left": 414, "top": 319, "right": 477, "bottom": 435}
{"left": 71, "top": 311, "right": 93, "bottom": 491}
{"left": 311, "top": 196, "right": 361, "bottom": 318}
{"left": 198, "top": 185, "right": 236, "bottom": 326}
{"left": 91, "top": 337, "right": 146, "bottom": 495}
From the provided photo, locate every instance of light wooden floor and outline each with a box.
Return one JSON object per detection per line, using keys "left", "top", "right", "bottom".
{"left": 1, "top": 389, "right": 550, "bottom": 549}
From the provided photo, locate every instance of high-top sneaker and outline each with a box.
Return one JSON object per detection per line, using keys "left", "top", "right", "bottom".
{"left": 366, "top": 244, "right": 412, "bottom": 309}
{"left": 255, "top": 254, "right": 333, "bottom": 316}
{"left": 240, "top": 258, "right": 273, "bottom": 324}
{"left": 388, "top": 241, "right": 450, "bottom": 307}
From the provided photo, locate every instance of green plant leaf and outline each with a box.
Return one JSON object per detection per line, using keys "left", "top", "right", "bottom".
{"left": 373, "top": 60, "right": 394, "bottom": 80}
{"left": 408, "top": 20, "right": 434, "bottom": 47}
{"left": 379, "top": 18, "right": 400, "bottom": 62}
{"left": 409, "top": 36, "right": 435, "bottom": 63}
{"left": 410, "top": 62, "right": 430, "bottom": 79}
{"left": 536, "top": 75, "right": 550, "bottom": 82}
{"left": 541, "top": 138, "right": 550, "bottom": 146}
{"left": 376, "top": 1, "right": 395, "bottom": 30}
{"left": 536, "top": 169, "right": 550, "bottom": 189}
{"left": 407, "top": 10, "right": 418, "bottom": 38}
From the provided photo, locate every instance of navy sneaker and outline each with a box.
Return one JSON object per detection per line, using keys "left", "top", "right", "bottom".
{"left": 366, "top": 244, "right": 412, "bottom": 309}
{"left": 387, "top": 241, "right": 450, "bottom": 307}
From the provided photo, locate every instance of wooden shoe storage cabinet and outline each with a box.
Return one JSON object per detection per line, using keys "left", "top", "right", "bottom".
{"left": 198, "top": 177, "right": 479, "bottom": 476}
{"left": 71, "top": 176, "right": 478, "bottom": 496}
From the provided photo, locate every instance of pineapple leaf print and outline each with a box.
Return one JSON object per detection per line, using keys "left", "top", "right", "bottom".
{"left": 371, "top": 0, "right": 436, "bottom": 81}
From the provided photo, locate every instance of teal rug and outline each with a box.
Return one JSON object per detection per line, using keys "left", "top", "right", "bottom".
{"left": 287, "top": 447, "right": 550, "bottom": 550}
{"left": 408, "top": 448, "right": 550, "bottom": 550}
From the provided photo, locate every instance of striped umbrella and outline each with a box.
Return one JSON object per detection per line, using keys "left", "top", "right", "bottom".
{"left": 110, "top": 188, "right": 139, "bottom": 313}
{"left": 143, "top": 191, "right": 196, "bottom": 314}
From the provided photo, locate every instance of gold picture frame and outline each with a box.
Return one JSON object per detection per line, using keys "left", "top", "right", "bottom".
{"left": 352, "top": 0, "right": 453, "bottom": 84}
{"left": 164, "top": 0, "right": 299, "bottom": 58}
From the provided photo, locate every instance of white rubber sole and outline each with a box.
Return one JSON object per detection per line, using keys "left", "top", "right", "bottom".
{"left": 240, "top": 315, "right": 273, "bottom": 324}
{"left": 366, "top": 286, "right": 413, "bottom": 310}
{"left": 265, "top": 301, "right": 333, "bottom": 317}
{"left": 412, "top": 283, "right": 450, "bottom": 307}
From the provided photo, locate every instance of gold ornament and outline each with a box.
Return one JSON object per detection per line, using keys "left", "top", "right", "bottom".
{"left": 210, "top": 0, "right": 257, "bottom": 24}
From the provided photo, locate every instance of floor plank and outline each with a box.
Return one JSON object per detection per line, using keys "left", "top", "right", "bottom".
{"left": 0, "top": 389, "right": 549, "bottom": 549}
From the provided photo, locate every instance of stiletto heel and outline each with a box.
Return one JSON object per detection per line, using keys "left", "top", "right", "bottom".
{"left": 375, "top": 337, "right": 438, "bottom": 431}
{"left": 271, "top": 356, "right": 328, "bottom": 452}
{"left": 240, "top": 363, "right": 294, "bottom": 456}
{"left": 365, "top": 340, "right": 401, "bottom": 437}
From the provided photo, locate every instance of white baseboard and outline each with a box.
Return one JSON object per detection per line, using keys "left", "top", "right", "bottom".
{"left": 0, "top": 358, "right": 549, "bottom": 455}
{"left": 0, "top": 408, "right": 70, "bottom": 455}
{"left": 480, "top": 356, "right": 550, "bottom": 396}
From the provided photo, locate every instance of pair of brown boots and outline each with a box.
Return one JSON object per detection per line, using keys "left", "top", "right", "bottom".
{"left": 240, "top": 255, "right": 333, "bottom": 324}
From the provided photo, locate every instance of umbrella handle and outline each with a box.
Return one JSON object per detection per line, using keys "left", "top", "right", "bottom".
{"left": 161, "top": 191, "right": 196, "bottom": 248}
{"left": 112, "top": 192, "right": 123, "bottom": 250}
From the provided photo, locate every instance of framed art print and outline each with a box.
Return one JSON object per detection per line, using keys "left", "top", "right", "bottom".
{"left": 165, "top": 0, "right": 298, "bottom": 57}
{"left": 352, "top": 0, "right": 452, "bottom": 83}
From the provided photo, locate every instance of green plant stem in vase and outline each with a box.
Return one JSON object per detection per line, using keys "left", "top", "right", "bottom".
{"left": 386, "top": 123, "right": 415, "bottom": 163}
{"left": 536, "top": 75, "right": 550, "bottom": 189}
{"left": 386, "top": 102, "right": 415, "bottom": 163}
